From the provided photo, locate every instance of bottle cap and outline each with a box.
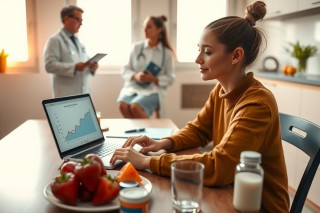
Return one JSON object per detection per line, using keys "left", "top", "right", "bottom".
{"left": 240, "top": 151, "right": 261, "bottom": 164}
{"left": 119, "top": 180, "right": 140, "bottom": 189}
{"left": 120, "top": 187, "right": 149, "bottom": 203}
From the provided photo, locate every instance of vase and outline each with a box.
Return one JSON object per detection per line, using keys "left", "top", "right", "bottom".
{"left": 0, "top": 57, "right": 6, "bottom": 73}
{"left": 297, "top": 58, "right": 307, "bottom": 73}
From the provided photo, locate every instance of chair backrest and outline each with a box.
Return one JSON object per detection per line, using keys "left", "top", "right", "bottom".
{"left": 279, "top": 113, "right": 320, "bottom": 213}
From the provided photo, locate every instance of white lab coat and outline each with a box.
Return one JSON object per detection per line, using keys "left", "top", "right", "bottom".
{"left": 118, "top": 41, "right": 175, "bottom": 118}
{"left": 44, "top": 29, "right": 92, "bottom": 97}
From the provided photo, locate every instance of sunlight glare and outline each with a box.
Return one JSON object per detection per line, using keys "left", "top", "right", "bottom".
{"left": 0, "top": 0, "right": 28, "bottom": 62}
{"left": 177, "top": 0, "right": 226, "bottom": 62}
{"left": 77, "top": 0, "right": 132, "bottom": 66}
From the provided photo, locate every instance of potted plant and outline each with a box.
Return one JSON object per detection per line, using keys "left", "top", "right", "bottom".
{"left": 0, "top": 49, "right": 9, "bottom": 73}
{"left": 285, "top": 42, "right": 317, "bottom": 73}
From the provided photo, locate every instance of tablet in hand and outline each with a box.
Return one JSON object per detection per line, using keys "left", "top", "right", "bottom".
{"left": 86, "top": 53, "right": 107, "bottom": 64}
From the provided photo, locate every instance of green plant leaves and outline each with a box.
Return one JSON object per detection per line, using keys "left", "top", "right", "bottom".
{"left": 285, "top": 41, "right": 317, "bottom": 60}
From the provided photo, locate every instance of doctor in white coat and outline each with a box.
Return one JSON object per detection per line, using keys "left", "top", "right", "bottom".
{"left": 44, "top": 5, "right": 98, "bottom": 98}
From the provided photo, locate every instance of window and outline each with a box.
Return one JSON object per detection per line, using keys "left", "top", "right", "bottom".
{"left": 0, "top": 0, "right": 37, "bottom": 72}
{"left": 174, "top": 0, "right": 227, "bottom": 62}
{"left": 76, "top": 0, "right": 132, "bottom": 66}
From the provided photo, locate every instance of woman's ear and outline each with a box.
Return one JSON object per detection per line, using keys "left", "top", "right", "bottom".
{"left": 231, "top": 47, "right": 244, "bottom": 65}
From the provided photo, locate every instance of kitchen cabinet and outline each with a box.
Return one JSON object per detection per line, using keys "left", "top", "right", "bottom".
{"left": 265, "top": 0, "right": 298, "bottom": 18}
{"left": 261, "top": 80, "right": 301, "bottom": 116}
{"left": 259, "top": 78, "right": 320, "bottom": 208}
{"left": 259, "top": 0, "right": 320, "bottom": 19}
{"left": 298, "top": 0, "right": 320, "bottom": 11}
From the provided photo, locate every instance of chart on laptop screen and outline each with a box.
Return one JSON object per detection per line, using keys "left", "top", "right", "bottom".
{"left": 44, "top": 96, "right": 102, "bottom": 152}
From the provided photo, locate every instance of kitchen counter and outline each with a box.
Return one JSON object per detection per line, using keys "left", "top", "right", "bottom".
{"left": 254, "top": 72, "right": 320, "bottom": 87}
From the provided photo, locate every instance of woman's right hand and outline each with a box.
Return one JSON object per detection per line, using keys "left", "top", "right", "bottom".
{"left": 122, "top": 135, "right": 163, "bottom": 154}
{"left": 133, "top": 71, "right": 149, "bottom": 83}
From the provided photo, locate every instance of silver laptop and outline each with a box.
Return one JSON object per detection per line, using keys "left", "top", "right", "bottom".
{"left": 42, "top": 93, "right": 123, "bottom": 169}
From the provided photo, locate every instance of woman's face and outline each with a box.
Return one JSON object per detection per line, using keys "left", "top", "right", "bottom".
{"left": 195, "top": 29, "right": 234, "bottom": 81}
{"left": 143, "top": 18, "right": 161, "bottom": 41}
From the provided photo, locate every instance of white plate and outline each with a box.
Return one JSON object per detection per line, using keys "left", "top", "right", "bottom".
{"left": 43, "top": 170, "right": 152, "bottom": 212}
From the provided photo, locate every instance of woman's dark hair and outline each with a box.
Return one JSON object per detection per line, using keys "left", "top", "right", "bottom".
{"left": 205, "top": 1, "right": 267, "bottom": 66}
{"left": 149, "top": 15, "right": 175, "bottom": 55}
{"left": 60, "top": 5, "right": 84, "bottom": 23}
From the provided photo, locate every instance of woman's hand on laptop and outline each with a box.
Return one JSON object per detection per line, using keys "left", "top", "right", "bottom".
{"left": 110, "top": 146, "right": 151, "bottom": 170}
{"left": 122, "top": 135, "right": 162, "bottom": 153}
{"left": 109, "top": 136, "right": 174, "bottom": 170}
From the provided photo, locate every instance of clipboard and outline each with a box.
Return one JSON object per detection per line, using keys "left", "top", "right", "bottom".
{"left": 86, "top": 53, "right": 107, "bottom": 63}
{"left": 138, "top": 61, "right": 162, "bottom": 88}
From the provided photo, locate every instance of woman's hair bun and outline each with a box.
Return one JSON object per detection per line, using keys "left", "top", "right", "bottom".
{"left": 244, "top": 1, "right": 266, "bottom": 26}
{"left": 159, "top": 15, "right": 167, "bottom": 22}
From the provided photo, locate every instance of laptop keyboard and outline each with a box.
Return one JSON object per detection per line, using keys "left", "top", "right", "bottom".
{"left": 73, "top": 143, "right": 122, "bottom": 159}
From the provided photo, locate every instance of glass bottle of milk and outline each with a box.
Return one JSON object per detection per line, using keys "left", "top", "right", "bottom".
{"left": 233, "top": 151, "right": 264, "bottom": 212}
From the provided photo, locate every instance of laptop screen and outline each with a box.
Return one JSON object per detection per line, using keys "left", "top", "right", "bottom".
{"left": 42, "top": 94, "right": 104, "bottom": 154}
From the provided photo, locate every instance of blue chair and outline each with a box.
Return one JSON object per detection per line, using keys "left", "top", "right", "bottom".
{"left": 279, "top": 113, "right": 320, "bottom": 213}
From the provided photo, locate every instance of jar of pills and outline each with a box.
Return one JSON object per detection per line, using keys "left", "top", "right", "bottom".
{"left": 233, "top": 151, "right": 264, "bottom": 212}
{"left": 119, "top": 187, "right": 150, "bottom": 213}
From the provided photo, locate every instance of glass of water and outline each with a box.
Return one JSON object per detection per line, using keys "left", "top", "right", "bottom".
{"left": 171, "top": 161, "right": 204, "bottom": 213}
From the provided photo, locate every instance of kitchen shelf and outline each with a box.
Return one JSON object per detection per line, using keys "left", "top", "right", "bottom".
{"left": 254, "top": 72, "right": 320, "bottom": 87}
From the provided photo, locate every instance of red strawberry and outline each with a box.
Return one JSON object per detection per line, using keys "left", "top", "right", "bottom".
{"left": 60, "top": 161, "right": 77, "bottom": 174}
{"left": 91, "top": 175, "right": 120, "bottom": 205}
{"left": 75, "top": 158, "right": 101, "bottom": 192}
{"left": 51, "top": 172, "right": 79, "bottom": 206}
{"left": 78, "top": 183, "right": 93, "bottom": 202}
{"left": 85, "top": 154, "right": 107, "bottom": 176}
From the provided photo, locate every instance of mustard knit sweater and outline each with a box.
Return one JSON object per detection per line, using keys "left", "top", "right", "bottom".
{"left": 149, "top": 72, "right": 290, "bottom": 212}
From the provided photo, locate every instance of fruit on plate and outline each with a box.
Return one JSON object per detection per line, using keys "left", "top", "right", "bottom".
{"left": 75, "top": 156, "right": 103, "bottom": 192}
{"left": 91, "top": 175, "right": 120, "bottom": 205}
{"left": 50, "top": 155, "right": 119, "bottom": 206}
{"left": 51, "top": 172, "right": 79, "bottom": 206}
{"left": 60, "top": 161, "right": 77, "bottom": 174}
{"left": 85, "top": 153, "right": 107, "bottom": 176}
{"left": 116, "top": 162, "right": 142, "bottom": 183}
{"left": 78, "top": 183, "right": 93, "bottom": 202}
{"left": 282, "top": 65, "right": 296, "bottom": 76}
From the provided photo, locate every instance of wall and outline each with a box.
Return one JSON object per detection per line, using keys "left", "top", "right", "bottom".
{"left": 257, "top": 14, "right": 320, "bottom": 74}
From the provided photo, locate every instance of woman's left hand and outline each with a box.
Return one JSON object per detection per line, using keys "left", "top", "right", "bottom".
{"left": 143, "top": 71, "right": 158, "bottom": 84}
{"left": 109, "top": 146, "right": 151, "bottom": 170}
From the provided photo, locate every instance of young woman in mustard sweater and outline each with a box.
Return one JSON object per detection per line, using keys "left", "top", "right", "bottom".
{"left": 111, "top": 1, "right": 290, "bottom": 212}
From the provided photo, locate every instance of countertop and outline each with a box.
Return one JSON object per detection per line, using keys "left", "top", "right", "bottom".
{"left": 254, "top": 72, "right": 320, "bottom": 87}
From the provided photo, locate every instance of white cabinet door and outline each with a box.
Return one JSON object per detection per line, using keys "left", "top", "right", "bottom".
{"left": 298, "top": 87, "right": 320, "bottom": 207}
{"left": 265, "top": 0, "right": 298, "bottom": 18}
{"left": 298, "top": 0, "right": 320, "bottom": 11}
{"left": 262, "top": 80, "right": 301, "bottom": 116}
{"left": 300, "top": 88, "right": 320, "bottom": 125}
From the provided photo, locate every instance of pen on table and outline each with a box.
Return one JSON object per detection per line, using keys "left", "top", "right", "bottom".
{"left": 124, "top": 128, "right": 146, "bottom": 133}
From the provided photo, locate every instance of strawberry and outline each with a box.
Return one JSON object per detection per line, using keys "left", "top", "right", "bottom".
{"left": 85, "top": 154, "right": 107, "bottom": 176}
{"left": 91, "top": 175, "right": 120, "bottom": 205}
{"left": 51, "top": 172, "right": 79, "bottom": 206}
{"left": 60, "top": 161, "right": 77, "bottom": 174}
{"left": 75, "top": 157, "right": 102, "bottom": 192}
{"left": 78, "top": 183, "right": 93, "bottom": 202}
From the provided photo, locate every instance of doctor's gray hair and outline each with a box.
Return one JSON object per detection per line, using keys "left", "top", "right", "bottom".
{"left": 60, "top": 5, "right": 84, "bottom": 23}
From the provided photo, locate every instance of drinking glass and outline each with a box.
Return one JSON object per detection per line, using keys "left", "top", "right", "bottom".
{"left": 171, "top": 161, "right": 204, "bottom": 213}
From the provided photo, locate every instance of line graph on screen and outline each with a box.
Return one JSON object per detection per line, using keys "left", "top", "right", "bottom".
{"left": 66, "top": 110, "right": 96, "bottom": 141}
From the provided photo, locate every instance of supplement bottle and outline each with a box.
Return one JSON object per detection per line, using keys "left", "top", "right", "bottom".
{"left": 233, "top": 151, "right": 264, "bottom": 212}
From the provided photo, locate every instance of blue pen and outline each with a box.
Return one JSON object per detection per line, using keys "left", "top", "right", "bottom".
{"left": 124, "top": 128, "right": 146, "bottom": 133}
